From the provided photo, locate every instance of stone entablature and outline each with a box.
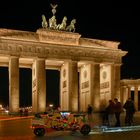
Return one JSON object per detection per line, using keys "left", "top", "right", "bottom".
{"left": 79, "top": 38, "right": 120, "bottom": 49}
{"left": 121, "top": 79, "right": 140, "bottom": 86}
{"left": 0, "top": 28, "right": 127, "bottom": 64}
{"left": 37, "top": 28, "right": 81, "bottom": 46}
{"left": 0, "top": 28, "right": 38, "bottom": 42}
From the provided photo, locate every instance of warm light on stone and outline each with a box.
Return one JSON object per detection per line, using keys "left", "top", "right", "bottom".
{"left": 0, "top": 28, "right": 127, "bottom": 113}
{"left": 120, "top": 79, "right": 140, "bottom": 111}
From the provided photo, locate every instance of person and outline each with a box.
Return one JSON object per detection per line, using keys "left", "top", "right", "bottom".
{"left": 106, "top": 100, "right": 115, "bottom": 127}
{"left": 57, "top": 106, "right": 61, "bottom": 112}
{"left": 123, "top": 98, "right": 136, "bottom": 126}
{"left": 19, "top": 108, "right": 23, "bottom": 117}
{"left": 87, "top": 104, "right": 93, "bottom": 121}
{"left": 100, "top": 107, "right": 109, "bottom": 126}
{"left": 99, "top": 101, "right": 108, "bottom": 126}
{"left": 114, "top": 98, "right": 123, "bottom": 127}
{"left": 24, "top": 108, "right": 28, "bottom": 116}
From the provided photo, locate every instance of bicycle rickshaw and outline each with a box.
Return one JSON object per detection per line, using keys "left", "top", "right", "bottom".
{"left": 31, "top": 111, "right": 93, "bottom": 136}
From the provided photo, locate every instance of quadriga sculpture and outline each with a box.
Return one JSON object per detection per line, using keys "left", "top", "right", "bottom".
{"left": 66, "top": 19, "right": 76, "bottom": 32}
{"left": 56, "top": 16, "right": 67, "bottom": 31}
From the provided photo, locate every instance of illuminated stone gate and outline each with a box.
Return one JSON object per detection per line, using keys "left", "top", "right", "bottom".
{"left": 120, "top": 79, "right": 140, "bottom": 111}
{"left": 0, "top": 28, "right": 127, "bottom": 113}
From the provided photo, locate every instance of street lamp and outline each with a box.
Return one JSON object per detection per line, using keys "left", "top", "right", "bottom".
{"left": 49, "top": 104, "right": 53, "bottom": 108}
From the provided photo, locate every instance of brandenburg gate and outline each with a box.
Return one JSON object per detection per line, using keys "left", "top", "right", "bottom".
{"left": 0, "top": 5, "right": 127, "bottom": 113}
{"left": 0, "top": 28, "right": 127, "bottom": 113}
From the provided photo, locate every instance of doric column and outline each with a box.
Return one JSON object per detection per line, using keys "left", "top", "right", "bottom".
{"left": 90, "top": 63, "right": 100, "bottom": 111}
{"left": 120, "top": 86, "right": 124, "bottom": 104}
{"left": 111, "top": 64, "right": 121, "bottom": 100}
{"left": 69, "top": 61, "right": 78, "bottom": 112}
{"left": 121, "top": 86, "right": 128, "bottom": 104}
{"left": 134, "top": 86, "right": 138, "bottom": 111}
{"left": 32, "top": 58, "right": 46, "bottom": 113}
{"left": 60, "top": 62, "right": 69, "bottom": 111}
{"left": 9, "top": 56, "right": 19, "bottom": 112}
{"left": 128, "top": 86, "right": 131, "bottom": 98}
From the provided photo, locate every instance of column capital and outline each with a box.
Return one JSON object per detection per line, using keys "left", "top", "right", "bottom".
{"left": 113, "top": 63, "right": 122, "bottom": 66}
{"left": 69, "top": 60, "right": 78, "bottom": 67}
{"left": 9, "top": 55, "right": 19, "bottom": 59}
{"left": 33, "top": 57, "right": 46, "bottom": 60}
{"left": 134, "top": 85, "right": 139, "bottom": 88}
{"left": 84, "top": 61, "right": 101, "bottom": 65}
{"left": 69, "top": 59, "right": 79, "bottom": 63}
{"left": 121, "top": 85, "right": 127, "bottom": 88}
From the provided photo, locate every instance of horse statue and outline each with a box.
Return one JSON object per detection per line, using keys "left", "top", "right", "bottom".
{"left": 42, "top": 14, "right": 48, "bottom": 29}
{"left": 49, "top": 15, "right": 57, "bottom": 30}
{"left": 66, "top": 19, "right": 76, "bottom": 32}
{"left": 56, "top": 16, "right": 67, "bottom": 31}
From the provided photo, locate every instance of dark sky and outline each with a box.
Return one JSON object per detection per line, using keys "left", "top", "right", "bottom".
{"left": 0, "top": 0, "right": 140, "bottom": 106}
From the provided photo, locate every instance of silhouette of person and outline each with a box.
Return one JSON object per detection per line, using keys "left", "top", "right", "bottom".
{"left": 123, "top": 98, "right": 136, "bottom": 126}
{"left": 87, "top": 104, "right": 93, "bottom": 121}
{"left": 114, "top": 98, "right": 122, "bottom": 127}
{"left": 106, "top": 100, "right": 115, "bottom": 127}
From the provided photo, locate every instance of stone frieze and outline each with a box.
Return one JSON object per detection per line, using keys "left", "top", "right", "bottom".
{"left": 0, "top": 41, "right": 124, "bottom": 63}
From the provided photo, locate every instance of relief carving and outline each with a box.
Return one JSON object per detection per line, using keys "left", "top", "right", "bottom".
{"left": 30, "top": 46, "right": 36, "bottom": 53}
{"left": 69, "top": 50, "right": 75, "bottom": 56}
{"left": 45, "top": 48, "right": 50, "bottom": 54}
{"left": 53, "top": 49, "right": 59, "bottom": 54}
{"left": 60, "top": 49, "right": 67, "bottom": 55}
{"left": 17, "top": 45, "right": 23, "bottom": 52}
{"left": 29, "top": 46, "right": 32, "bottom": 52}
{"left": 7, "top": 44, "right": 17, "bottom": 51}
{"left": 36, "top": 47, "right": 41, "bottom": 53}
{"left": 0, "top": 41, "right": 124, "bottom": 63}
{"left": 81, "top": 81, "right": 89, "bottom": 89}
{"left": 7, "top": 45, "right": 12, "bottom": 51}
{"left": 77, "top": 50, "right": 84, "bottom": 57}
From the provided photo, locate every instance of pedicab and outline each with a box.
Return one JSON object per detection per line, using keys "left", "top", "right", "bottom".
{"left": 31, "top": 111, "right": 93, "bottom": 136}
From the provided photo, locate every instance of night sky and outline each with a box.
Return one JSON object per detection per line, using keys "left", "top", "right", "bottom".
{"left": 0, "top": 0, "right": 140, "bottom": 107}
